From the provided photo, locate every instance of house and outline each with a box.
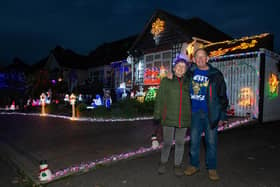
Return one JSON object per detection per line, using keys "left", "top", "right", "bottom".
{"left": 128, "top": 9, "right": 232, "bottom": 89}
{"left": 88, "top": 35, "right": 137, "bottom": 89}
{"left": 0, "top": 58, "right": 30, "bottom": 107}
{"left": 31, "top": 46, "right": 90, "bottom": 94}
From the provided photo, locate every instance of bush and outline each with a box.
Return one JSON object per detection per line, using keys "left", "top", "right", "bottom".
{"left": 77, "top": 103, "right": 87, "bottom": 112}
{"left": 79, "top": 99, "right": 155, "bottom": 118}
{"left": 45, "top": 103, "right": 58, "bottom": 113}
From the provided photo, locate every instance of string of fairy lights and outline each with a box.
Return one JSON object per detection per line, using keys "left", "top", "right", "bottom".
{"left": 0, "top": 112, "right": 154, "bottom": 122}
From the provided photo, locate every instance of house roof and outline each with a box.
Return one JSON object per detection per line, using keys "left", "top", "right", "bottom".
{"left": 2, "top": 58, "right": 30, "bottom": 72}
{"left": 32, "top": 46, "right": 91, "bottom": 71}
{"left": 129, "top": 9, "right": 232, "bottom": 54}
{"left": 51, "top": 46, "right": 90, "bottom": 69}
{"left": 88, "top": 35, "right": 137, "bottom": 67}
{"left": 204, "top": 33, "right": 274, "bottom": 57}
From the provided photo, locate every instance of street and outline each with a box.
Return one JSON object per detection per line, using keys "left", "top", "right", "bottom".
{"left": 0, "top": 114, "right": 279, "bottom": 186}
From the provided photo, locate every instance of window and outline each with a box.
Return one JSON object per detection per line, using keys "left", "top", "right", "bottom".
{"left": 143, "top": 50, "right": 172, "bottom": 85}
{"left": 162, "top": 51, "right": 171, "bottom": 59}
{"left": 154, "top": 54, "right": 161, "bottom": 60}
{"left": 145, "top": 55, "right": 154, "bottom": 62}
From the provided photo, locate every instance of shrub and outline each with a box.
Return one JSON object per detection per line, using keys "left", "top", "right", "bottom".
{"left": 78, "top": 99, "right": 155, "bottom": 118}
{"left": 77, "top": 103, "right": 87, "bottom": 112}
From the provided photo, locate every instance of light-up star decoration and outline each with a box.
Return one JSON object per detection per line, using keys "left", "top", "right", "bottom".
{"left": 151, "top": 18, "right": 165, "bottom": 45}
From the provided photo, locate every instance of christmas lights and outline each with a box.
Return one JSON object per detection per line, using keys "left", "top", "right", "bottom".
{"left": 0, "top": 112, "right": 154, "bottom": 122}
{"left": 268, "top": 73, "right": 279, "bottom": 98}
{"left": 151, "top": 18, "right": 165, "bottom": 37}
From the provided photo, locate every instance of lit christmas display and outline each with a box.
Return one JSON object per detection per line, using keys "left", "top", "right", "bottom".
{"left": 151, "top": 18, "right": 165, "bottom": 37}
{"left": 205, "top": 33, "right": 269, "bottom": 47}
{"left": 40, "top": 93, "right": 47, "bottom": 116}
{"left": 103, "top": 89, "right": 112, "bottom": 109}
{"left": 150, "top": 18, "right": 165, "bottom": 45}
{"left": 64, "top": 94, "right": 69, "bottom": 102}
{"left": 205, "top": 33, "right": 270, "bottom": 57}
{"left": 39, "top": 160, "right": 52, "bottom": 182}
{"left": 91, "top": 94, "right": 103, "bottom": 108}
{"left": 144, "top": 87, "right": 157, "bottom": 102}
{"left": 135, "top": 86, "right": 145, "bottom": 103}
{"left": 238, "top": 87, "right": 254, "bottom": 107}
{"left": 10, "top": 101, "right": 16, "bottom": 110}
{"left": 70, "top": 93, "right": 76, "bottom": 119}
{"left": 151, "top": 135, "right": 159, "bottom": 149}
{"left": 209, "top": 40, "right": 257, "bottom": 57}
{"left": 0, "top": 112, "right": 153, "bottom": 122}
{"left": 144, "top": 68, "right": 160, "bottom": 85}
{"left": 78, "top": 94, "right": 83, "bottom": 102}
{"left": 268, "top": 73, "right": 279, "bottom": 98}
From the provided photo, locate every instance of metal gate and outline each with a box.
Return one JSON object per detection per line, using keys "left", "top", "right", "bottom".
{"left": 210, "top": 52, "right": 260, "bottom": 118}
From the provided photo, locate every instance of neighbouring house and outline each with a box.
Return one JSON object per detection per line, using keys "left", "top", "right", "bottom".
{"left": 0, "top": 58, "right": 30, "bottom": 106}
{"left": 88, "top": 35, "right": 137, "bottom": 91}
{"left": 31, "top": 46, "right": 90, "bottom": 94}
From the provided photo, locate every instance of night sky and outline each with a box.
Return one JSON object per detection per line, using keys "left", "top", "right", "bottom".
{"left": 0, "top": 0, "right": 279, "bottom": 65}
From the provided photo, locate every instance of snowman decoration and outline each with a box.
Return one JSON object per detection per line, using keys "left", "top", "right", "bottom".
{"left": 10, "top": 101, "right": 16, "bottom": 110}
{"left": 39, "top": 160, "right": 52, "bottom": 181}
{"left": 151, "top": 134, "right": 159, "bottom": 149}
{"left": 78, "top": 94, "right": 83, "bottom": 102}
{"left": 64, "top": 94, "right": 69, "bottom": 102}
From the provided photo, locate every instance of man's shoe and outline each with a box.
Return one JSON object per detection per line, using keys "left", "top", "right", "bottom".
{"left": 184, "top": 166, "right": 199, "bottom": 176}
{"left": 158, "top": 162, "right": 167, "bottom": 175}
{"left": 174, "top": 165, "right": 184, "bottom": 177}
{"left": 208, "top": 170, "right": 220, "bottom": 181}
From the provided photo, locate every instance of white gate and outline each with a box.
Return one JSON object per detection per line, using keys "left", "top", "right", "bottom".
{"left": 210, "top": 52, "right": 260, "bottom": 118}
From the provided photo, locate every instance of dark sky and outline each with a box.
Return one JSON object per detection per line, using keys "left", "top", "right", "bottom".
{"left": 0, "top": 0, "right": 279, "bottom": 65}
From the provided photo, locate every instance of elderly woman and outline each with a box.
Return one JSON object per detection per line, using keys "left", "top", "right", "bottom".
{"left": 154, "top": 56, "right": 191, "bottom": 177}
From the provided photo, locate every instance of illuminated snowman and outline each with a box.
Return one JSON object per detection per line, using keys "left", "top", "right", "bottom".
{"left": 39, "top": 160, "right": 52, "bottom": 182}
{"left": 64, "top": 94, "right": 69, "bottom": 102}
{"left": 78, "top": 94, "right": 83, "bottom": 102}
{"left": 151, "top": 134, "right": 159, "bottom": 149}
